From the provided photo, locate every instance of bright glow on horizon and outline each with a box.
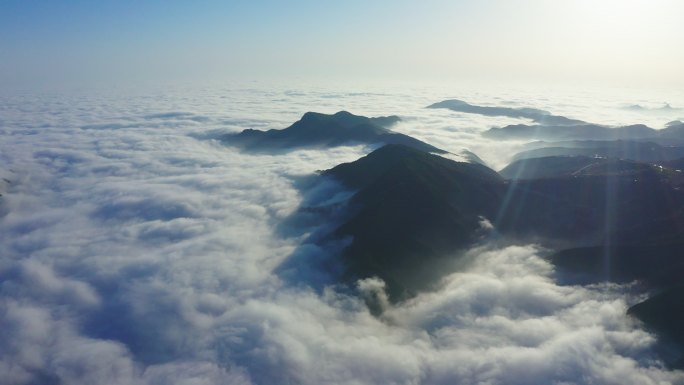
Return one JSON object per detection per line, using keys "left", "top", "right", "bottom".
{"left": 526, "top": 0, "right": 684, "bottom": 86}
{"left": 570, "top": 0, "right": 679, "bottom": 47}
{"left": 0, "top": 0, "right": 682, "bottom": 88}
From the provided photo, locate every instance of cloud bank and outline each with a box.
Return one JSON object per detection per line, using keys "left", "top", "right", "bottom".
{"left": 1, "top": 84, "right": 683, "bottom": 384}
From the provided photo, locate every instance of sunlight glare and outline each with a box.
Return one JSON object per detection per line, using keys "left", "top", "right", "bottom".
{"left": 573, "top": 0, "right": 676, "bottom": 34}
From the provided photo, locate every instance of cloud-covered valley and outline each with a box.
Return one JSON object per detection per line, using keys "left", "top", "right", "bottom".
{"left": 1, "top": 83, "right": 684, "bottom": 384}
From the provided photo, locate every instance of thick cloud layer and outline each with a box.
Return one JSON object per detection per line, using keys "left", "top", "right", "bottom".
{"left": 1, "top": 83, "right": 684, "bottom": 384}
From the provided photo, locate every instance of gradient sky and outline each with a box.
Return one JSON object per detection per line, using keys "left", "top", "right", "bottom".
{"left": 1, "top": 0, "right": 683, "bottom": 88}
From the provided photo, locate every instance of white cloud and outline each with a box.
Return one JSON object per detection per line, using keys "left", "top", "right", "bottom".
{"left": 0, "top": 84, "right": 682, "bottom": 384}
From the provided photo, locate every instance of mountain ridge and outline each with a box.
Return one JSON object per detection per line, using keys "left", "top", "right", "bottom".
{"left": 223, "top": 110, "right": 446, "bottom": 153}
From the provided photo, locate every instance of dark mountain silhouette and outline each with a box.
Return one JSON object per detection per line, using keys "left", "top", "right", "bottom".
{"left": 624, "top": 103, "right": 679, "bottom": 112}
{"left": 550, "top": 243, "right": 684, "bottom": 370}
{"left": 261, "top": 133, "right": 684, "bottom": 365}
{"left": 541, "top": 172, "right": 684, "bottom": 368}
{"left": 223, "top": 111, "right": 446, "bottom": 153}
{"left": 628, "top": 285, "right": 684, "bottom": 368}
{"left": 661, "top": 121, "right": 684, "bottom": 139}
{"left": 510, "top": 140, "right": 684, "bottom": 163}
{"left": 500, "top": 156, "right": 601, "bottom": 179}
{"left": 519, "top": 139, "right": 674, "bottom": 153}
{"left": 483, "top": 123, "right": 656, "bottom": 141}
{"left": 499, "top": 161, "right": 684, "bottom": 244}
{"left": 461, "top": 149, "right": 487, "bottom": 165}
{"left": 500, "top": 155, "right": 683, "bottom": 180}
{"left": 428, "top": 99, "right": 684, "bottom": 144}
{"left": 299, "top": 144, "right": 684, "bottom": 302}
{"left": 660, "top": 157, "right": 684, "bottom": 170}
{"left": 550, "top": 243, "right": 684, "bottom": 288}
{"left": 484, "top": 120, "right": 684, "bottom": 143}
{"left": 246, "top": 103, "right": 684, "bottom": 366}
{"left": 428, "top": 99, "right": 586, "bottom": 125}
{"left": 322, "top": 144, "right": 504, "bottom": 300}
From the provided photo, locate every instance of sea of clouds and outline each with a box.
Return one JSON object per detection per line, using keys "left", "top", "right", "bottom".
{"left": 1, "top": 81, "right": 684, "bottom": 384}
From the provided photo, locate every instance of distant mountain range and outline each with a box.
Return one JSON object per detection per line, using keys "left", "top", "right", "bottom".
{"left": 428, "top": 99, "right": 586, "bottom": 126}
{"left": 624, "top": 103, "right": 680, "bottom": 112}
{"left": 482, "top": 123, "right": 659, "bottom": 141}
{"left": 430, "top": 98, "right": 684, "bottom": 143}
{"left": 223, "top": 110, "right": 446, "bottom": 153}
{"left": 501, "top": 154, "right": 684, "bottom": 180}
{"left": 481, "top": 121, "right": 684, "bottom": 142}
{"left": 510, "top": 140, "right": 684, "bottom": 162}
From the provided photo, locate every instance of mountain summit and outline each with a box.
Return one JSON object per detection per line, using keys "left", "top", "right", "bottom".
{"left": 303, "top": 144, "right": 684, "bottom": 303}
{"left": 323, "top": 144, "right": 504, "bottom": 299}
{"left": 224, "top": 111, "right": 446, "bottom": 153}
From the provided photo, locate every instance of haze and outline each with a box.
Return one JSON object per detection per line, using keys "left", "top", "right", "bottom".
{"left": 2, "top": 0, "right": 683, "bottom": 88}
{"left": 3, "top": 1, "right": 684, "bottom": 384}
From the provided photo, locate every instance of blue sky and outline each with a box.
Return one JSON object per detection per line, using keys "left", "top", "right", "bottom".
{"left": 2, "top": 0, "right": 683, "bottom": 87}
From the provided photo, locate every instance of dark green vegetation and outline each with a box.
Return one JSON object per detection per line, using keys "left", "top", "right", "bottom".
{"left": 224, "top": 111, "right": 445, "bottom": 153}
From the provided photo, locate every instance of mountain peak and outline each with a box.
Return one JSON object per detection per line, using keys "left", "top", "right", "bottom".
{"left": 224, "top": 111, "right": 443, "bottom": 153}
{"left": 333, "top": 110, "right": 354, "bottom": 117}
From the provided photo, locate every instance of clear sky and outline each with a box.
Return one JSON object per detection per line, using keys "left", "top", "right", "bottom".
{"left": 1, "top": 0, "right": 683, "bottom": 88}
